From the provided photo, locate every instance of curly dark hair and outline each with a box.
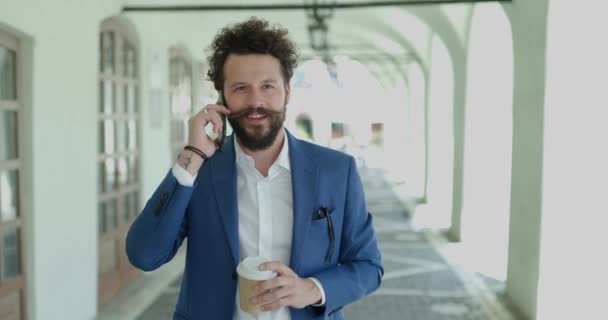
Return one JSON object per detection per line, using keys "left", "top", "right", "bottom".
{"left": 206, "top": 17, "right": 299, "bottom": 91}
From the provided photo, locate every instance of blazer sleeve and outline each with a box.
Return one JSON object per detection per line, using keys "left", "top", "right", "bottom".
{"left": 312, "top": 157, "right": 384, "bottom": 317}
{"left": 125, "top": 169, "right": 196, "bottom": 271}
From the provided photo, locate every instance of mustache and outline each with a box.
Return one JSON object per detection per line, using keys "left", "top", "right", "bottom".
{"left": 228, "top": 107, "right": 284, "bottom": 120}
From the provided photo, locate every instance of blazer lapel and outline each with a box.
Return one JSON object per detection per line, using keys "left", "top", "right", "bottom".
{"left": 287, "top": 131, "right": 319, "bottom": 272}
{"left": 210, "top": 136, "right": 239, "bottom": 266}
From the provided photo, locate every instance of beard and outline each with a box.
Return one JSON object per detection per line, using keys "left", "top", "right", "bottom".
{"left": 228, "top": 105, "right": 286, "bottom": 151}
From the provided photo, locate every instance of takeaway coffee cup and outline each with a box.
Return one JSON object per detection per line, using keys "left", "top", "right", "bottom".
{"left": 236, "top": 256, "right": 277, "bottom": 314}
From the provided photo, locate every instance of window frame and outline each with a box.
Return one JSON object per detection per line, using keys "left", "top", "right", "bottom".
{"left": 0, "top": 29, "right": 27, "bottom": 320}
{"left": 97, "top": 17, "right": 142, "bottom": 306}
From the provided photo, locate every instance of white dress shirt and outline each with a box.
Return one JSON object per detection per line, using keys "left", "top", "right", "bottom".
{"left": 172, "top": 131, "right": 325, "bottom": 320}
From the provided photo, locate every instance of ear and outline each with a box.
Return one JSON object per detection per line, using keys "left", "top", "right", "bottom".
{"left": 284, "top": 82, "right": 291, "bottom": 105}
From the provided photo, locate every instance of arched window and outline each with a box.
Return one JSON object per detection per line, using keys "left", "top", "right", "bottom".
{"left": 0, "top": 30, "right": 26, "bottom": 320}
{"left": 97, "top": 17, "right": 141, "bottom": 305}
{"left": 169, "top": 46, "right": 193, "bottom": 157}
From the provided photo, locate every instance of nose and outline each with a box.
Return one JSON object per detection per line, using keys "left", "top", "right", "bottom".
{"left": 245, "top": 88, "right": 264, "bottom": 108}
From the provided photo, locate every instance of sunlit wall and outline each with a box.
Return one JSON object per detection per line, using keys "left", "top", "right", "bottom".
{"left": 460, "top": 3, "right": 513, "bottom": 282}
{"left": 414, "top": 34, "right": 454, "bottom": 230}
{"left": 536, "top": 1, "right": 608, "bottom": 319}
{"left": 402, "top": 62, "right": 427, "bottom": 199}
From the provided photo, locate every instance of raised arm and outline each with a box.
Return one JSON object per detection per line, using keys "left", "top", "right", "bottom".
{"left": 125, "top": 103, "right": 229, "bottom": 271}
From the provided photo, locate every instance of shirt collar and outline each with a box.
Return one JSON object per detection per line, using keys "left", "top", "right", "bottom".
{"left": 234, "top": 128, "right": 291, "bottom": 172}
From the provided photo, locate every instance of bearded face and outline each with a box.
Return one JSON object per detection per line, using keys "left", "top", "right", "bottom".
{"left": 222, "top": 54, "right": 291, "bottom": 151}
{"left": 227, "top": 103, "right": 286, "bottom": 151}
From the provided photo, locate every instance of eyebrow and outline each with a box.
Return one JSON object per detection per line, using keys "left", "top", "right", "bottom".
{"left": 228, "top": 79, "right": 279, "bottom": 89}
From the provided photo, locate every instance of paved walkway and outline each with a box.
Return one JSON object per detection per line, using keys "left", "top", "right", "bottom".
{"left": 127, "top": 168, "right": 518, "bottom": 320}
{"left": 341, "top": 168, "right": 514, "bottom": 320}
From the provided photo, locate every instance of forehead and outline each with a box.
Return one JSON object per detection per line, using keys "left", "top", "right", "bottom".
{"left": 223, "top": 54, "right": 284, "bottom": 84}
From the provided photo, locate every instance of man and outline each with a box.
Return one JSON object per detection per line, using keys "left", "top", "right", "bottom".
{"left": 126, "top": 17, "right": 383, "bottom": 320}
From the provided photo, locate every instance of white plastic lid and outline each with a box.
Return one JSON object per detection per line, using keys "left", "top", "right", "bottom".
{"left": 236, "top": 256, "right": 277, "bottom": 281}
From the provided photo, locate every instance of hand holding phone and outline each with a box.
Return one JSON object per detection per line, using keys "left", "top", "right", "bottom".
{"left": 189, "top": 91, "right": 230, "bottom": 158}
{"left": 205, "top": 92, "right": 227, "bottom": 149}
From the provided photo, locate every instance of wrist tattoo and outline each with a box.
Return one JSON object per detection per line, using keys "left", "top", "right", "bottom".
{"left": 183, "top": 152, "right": 193, "bottom": 169}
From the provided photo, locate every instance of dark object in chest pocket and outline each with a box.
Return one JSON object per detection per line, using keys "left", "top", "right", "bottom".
{"left": 311, "top": 207, "right": 335, "bottom": 262}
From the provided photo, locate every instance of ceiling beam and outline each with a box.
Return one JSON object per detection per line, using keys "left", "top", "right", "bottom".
{"left": 300, "top": 52, "right": 413, "bottom": 63}
{"left": 124, "top": 0, "right": 511, "bottom": 12}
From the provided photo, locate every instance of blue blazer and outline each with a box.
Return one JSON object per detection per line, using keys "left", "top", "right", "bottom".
{"left": 126, "top": 131, "right": 383, "bottom": 320}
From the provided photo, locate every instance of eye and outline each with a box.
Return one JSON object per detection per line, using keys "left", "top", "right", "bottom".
{"left": 263, "top": 84, "right": 275, "bottom": 90}
{"left": 235, "top": 86, "right": 246, "bottom": 92}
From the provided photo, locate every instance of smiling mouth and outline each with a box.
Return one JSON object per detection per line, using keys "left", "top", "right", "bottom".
{"left": 246, "top": 113, "right": 268, "bottom": 122}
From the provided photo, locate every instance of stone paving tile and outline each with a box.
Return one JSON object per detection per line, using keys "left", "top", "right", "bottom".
{"left": 136, "top": 168, "right": 515, "bottom": 320}
{"left": 346, "top": 294, "right": 489, "bottom": 320}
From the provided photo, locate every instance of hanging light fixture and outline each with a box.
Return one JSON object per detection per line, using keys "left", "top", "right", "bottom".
{"left": 305, "top": 0, "right": 337, "bottom": 77}
{"left": 305, "top": 0, "right": 336, "bottom": 52}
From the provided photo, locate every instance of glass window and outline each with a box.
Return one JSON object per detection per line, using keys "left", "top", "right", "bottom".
{"left": 115, "top": 82, "right": 125, "bottom": 114}
{"left": 123, "top": 41, "right": 137, "bottom": 78}
{"left": 3, "top": 227, "right": 21, "bottom": 279}
{"left": 116, "top": 120, "right": 126, "bottom": 152}
{"left": 100, "top": 32, "right": 114, "bottom": 75}
{"left": 126, "top": 85, "right": 137, "bottom": 114}
{"left": 98, "top": 161, "right": 105, "bottom": 193}
{"left": 122, "top": 195, "right": 128, "bottom": 222}
{"left": 127, "top": 119, "right": 137, "bottom": 150}
{"left": 133, "top": 192, "right": 140, "bottom": 216}
{"left": 0, "top": 170, "right": 19, "bottom": 222}
{"left": 130, "top": 193, "right": 136, "bottom": 219}
{"left": 100, "top": 81, "right": 115, "bottom": 114}
{"left": 98, "top": 202, "right": 106, "bottom": 236}
{"left": 103, "top": 120, "right": 115, "bottom": 154}
{"left": 106, "top": 199, "right": 117, "bottom": 231}
{"left": 0, "top": 46, "right": 16, "bottom": 100}
{"left": 122, "top": 85, "right": 129, "bottom": 114}
{"left": 117, "top": 157, "right": 127, "bottom": 186}
{"left": 127, "top": 155, "right": 137, "bottom": 184}
{"left": 98, "top": 120, "right": 104, "bottom": 154}
{"left": 0, "top": 111, "right": 18, "bottom": 161}
{"left": 104, "top": 158, "right": 116, "bottom": 193}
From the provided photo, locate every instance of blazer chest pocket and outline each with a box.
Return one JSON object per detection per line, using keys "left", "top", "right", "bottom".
{"left": 309, "top": 207, "right": 337, "bottom": 263}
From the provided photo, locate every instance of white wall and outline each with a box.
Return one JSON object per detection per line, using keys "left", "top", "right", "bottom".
{"left": 460, "top": 3, "right": 513, "bottom": 282}
{"left": 138, "top": 45, "right": 173, "bottom": 200}
{"left": 403, "top": 62, "right": 427, "bottom": 199}
{"left": 415, "top": 34, "right": 454, "bottom": 230}
{"left": 0, "top": 1, "right": 122, "bottom": 319}
{"left": 537, "top": 1, "right": 608, "bottom": 319}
